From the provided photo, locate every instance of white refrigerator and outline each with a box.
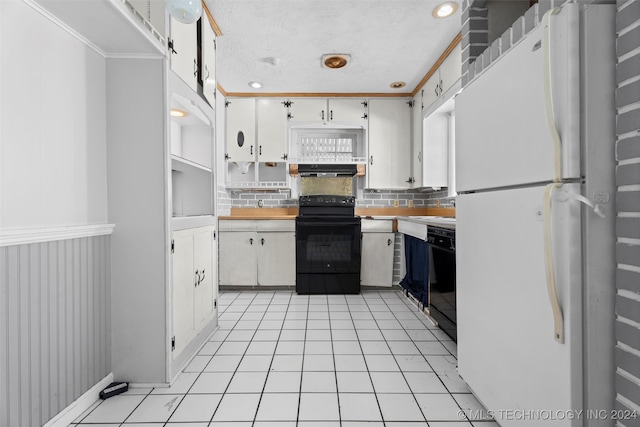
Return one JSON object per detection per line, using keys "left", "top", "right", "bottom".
{"left": 455, "top": 4, "right": 616, "bottom": 427}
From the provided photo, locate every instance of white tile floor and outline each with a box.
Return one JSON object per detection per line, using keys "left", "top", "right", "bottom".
{"left": 71, "top": 289, "right": 499, "bottom": 427}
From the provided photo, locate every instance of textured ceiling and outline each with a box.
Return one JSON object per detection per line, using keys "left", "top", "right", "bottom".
{"left": 205, "top": 0, "right": 462, "bottom": 95}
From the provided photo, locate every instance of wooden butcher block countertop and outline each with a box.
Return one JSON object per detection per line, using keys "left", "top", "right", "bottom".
{"left": 219, "top": 207, "right": 455, "bottom": 220}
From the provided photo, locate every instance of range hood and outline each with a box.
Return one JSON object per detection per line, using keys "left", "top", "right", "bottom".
{"left": 297, "top": 164, "right": 358, "bottom": 177}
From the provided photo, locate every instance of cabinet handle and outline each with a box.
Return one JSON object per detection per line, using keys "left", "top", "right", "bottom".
{"left": 193, "top": 59, "right": 198, "bottom": 77}
{"left": 200, "top": 269, "right": 205, "bottom": 284}
{"left": 195, "top": 270, "right": 200, "bottom": 287}
{"left": 440, "top": 80, "right": 443, "bottom": 95}
{"left": 261, "top": 238, "right": 265, "bottom": 245}
{"left": 168, "top": 38, "right": 177, "bottom": 55}
{"left": 330, "top": 110, "right": 333, "bottom": 120}
{"left": 435, "top": 85, "right": 439, "bottom": 97}
{"left": 204, "top": 65, "right": 210, "bottom": 80}
{"left": 259, "top": 145, "right": 262, "bottom": 156}
{"left": 321, "top": 110, "right": 325, "bottom": 120}
{"left": 250, "top": 145, "right": 253, "bottom": 155}
{"left": 370, "top": 155, "right": 373, "bottom": 165}
{"left": 388, "top": 239, "right": 392, "bottom": 246}
{"left": 361, "top": 113, "right": 368, "bottom": 120}
{"left": 418, "top": 151, "right": 422, "bottom": 162}
{"left": 249, "top": 238, "right": 254, "bottom": 245}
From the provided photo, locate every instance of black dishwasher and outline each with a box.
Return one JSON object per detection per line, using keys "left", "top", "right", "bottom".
{"left": 427, "top": 225, "right": 457, "bottom": 341}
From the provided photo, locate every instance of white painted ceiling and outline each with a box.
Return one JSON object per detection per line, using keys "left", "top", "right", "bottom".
{"left": 205, "top": 0, "right": 463, "bottom": 95}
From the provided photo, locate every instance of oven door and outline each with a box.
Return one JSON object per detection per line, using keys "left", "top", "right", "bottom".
{"left": 296, "top": 216, "right": 362, "bottom": 294}
{"left": 296, "top": 217, "right": 361, "bottom": 274}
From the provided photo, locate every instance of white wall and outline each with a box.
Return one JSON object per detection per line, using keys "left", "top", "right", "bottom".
{"left": 0, "top": 0, "right": 108, "bottom": 229}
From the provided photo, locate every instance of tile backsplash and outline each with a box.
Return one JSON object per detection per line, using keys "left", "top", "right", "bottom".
{"left": 217, "top": 186, "right": 455, "bottom": 215}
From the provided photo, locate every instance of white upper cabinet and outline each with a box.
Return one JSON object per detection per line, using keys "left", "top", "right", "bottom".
{"left": 288, "top": 98, "right": 327, "bottom": 121}
{"left": 169, "top": 17, "right": 198, "bottom": 91}
{"left": 328, "top": 99, "right": 368, "bottom": 123}
{"left": 422, "top": 42, "right": 462, "bottom": 113}
{"left": 257, "top": 98, "right": 288, "bottom": 162}
{"left": 368, "top": 99, "right": 412, "bottom": 189}
{"left": 288, "top": 98, "right": 367, "bottom": 124}
{"left": 225, "top": 98, "right": 256, "bottom": 163}
{"left": 422, "top": 98, "right": 454, "bottom": 189}
{"left": 438, "top": 42, "right": 462, "bottom": 97}
{"left": 411, "top": 93, "right": 423, "bottom": 187}
{"left": 201, "top": 17, "right": 216, "bottom": 106}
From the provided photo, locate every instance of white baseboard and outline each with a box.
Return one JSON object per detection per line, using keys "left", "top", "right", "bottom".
{"left": 44, "top": 373, "right": 114, "bottom": 427}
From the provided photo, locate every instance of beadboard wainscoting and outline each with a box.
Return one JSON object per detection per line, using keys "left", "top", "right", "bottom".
{"left": 0, "top": 228, "right": 113, "bottom": 427}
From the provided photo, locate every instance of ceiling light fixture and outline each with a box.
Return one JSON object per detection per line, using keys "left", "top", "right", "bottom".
{"left": 432, "top": 1, "right": 458, "bottom": 18}
{"left": 165, "top": 0, "right": 202, "bottom": 24}
{"left": 322, "top": 54, "right": 350, "bottom": 69}
{"left": 248, "top": 81, "right": 263, "bottom": 89}
{"left": 170, "top": 109, "right": 188, "bottom": 118}
{"left": 262, "top": 57, "right": 280, "bottom": 67}
{"left": 390, "top": 81, "right": 406, "bottom": 89}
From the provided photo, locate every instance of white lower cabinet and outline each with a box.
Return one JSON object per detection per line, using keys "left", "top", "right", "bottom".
{"left": 361, "top": 219, "right": 395, "bottom": 287}
{"left": 361, "top": 232, "right": 395, "bottom": 287}
{"left": 172, "top": 226, "right": 217, "bottom": 358}
{"left": 219, "top": 220, "right": 295, "bottom": 287}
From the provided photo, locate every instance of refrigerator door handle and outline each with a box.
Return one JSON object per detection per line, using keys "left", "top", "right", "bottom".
{"left": 551, "top": 189, "right": 607, "bottom": 218}
{"left": 542, "top": 7, "right": 563, "bottom": 182}
{"left": 543, "top": 183, "right": 565, "bottom": 343}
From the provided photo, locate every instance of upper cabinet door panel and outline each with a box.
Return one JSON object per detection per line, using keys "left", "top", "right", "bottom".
{"left": 288, "top": 98, "right": 327, "bottom": 122}
{"left": 170, "top": 17, "right": 198, "bottom": 91}
{"left": 201, "top": 17, "right": 216, "bottom": 106}
{"left": 368, "top": 99, "right": 411, "bottom": 189}
{"left": 439, "top": 42, "right": 462, "bottom": 95}
{"left": 257, "top": 98, "right": 287, "bottom": 162}
{"left": 226, "top": 98, "right": 256, "bottom": 162}
{"left": 328, "top": 99, "right": 367, "bottom": 123}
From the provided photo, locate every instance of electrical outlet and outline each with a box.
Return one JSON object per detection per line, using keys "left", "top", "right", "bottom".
{"left": 408, "top": 200, "right": 414, "bottom": 208}
{"left": 393, "top": 200, "right": 399, "bottom": 208}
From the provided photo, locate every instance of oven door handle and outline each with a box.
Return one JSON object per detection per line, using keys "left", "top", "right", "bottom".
{"left": 297, "top": 220, "right": 361, "bottom": 227}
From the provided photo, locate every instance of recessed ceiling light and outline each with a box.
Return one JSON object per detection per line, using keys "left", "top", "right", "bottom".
{"left": 390, "top": 81, "right": 406, "bottom": 89}
{"left": 170, "top": 109, "right": 188, "bottom": 117}
{"left": 248, "top": 81, "right": 263, "bottom": 88}
{"left": 432, "top": 1, "right": 458, "bottom": 18}
{"left": 322, "top": 54, "right": 350, "bottom": 69}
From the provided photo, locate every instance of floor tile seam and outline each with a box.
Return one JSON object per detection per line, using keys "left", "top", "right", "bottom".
{"left": 206, "top": 302, "right": 268, "bottom": 425}
{"left": 382, "top": 289, "right": 458, "bottom": 375}
{"left": 250, "top": 293, "right": 294, "bottom": 424}
{"left": 293, "top": 297, "right": 311, "bottom": 426}
{"left": 346, "top": 296, "right": 387, "bottom": 425}
{"left": 373, "top": 290, "right": 439, "bottom": 423}
{"left": 120, "top": 388, "right": 185, "bottom": 425}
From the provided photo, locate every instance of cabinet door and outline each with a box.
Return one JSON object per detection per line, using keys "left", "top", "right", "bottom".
{"left": 368, "top": 99, "right": 412, "bottom": 189}
{"left": 219, "top": 231, "right": 258, "bottom": 286}
{"left": 288, "top": 98, "right": 327, "bottom": 122}
{"left": 411, "top": 94, "right": 423, "bottom": 187}
{"left": 226, "top": 98, "right": 256, "bottom": 162}
{"left": 422, "top": 108, "right": 450, "bottom": 189}
{"left": 257, "top": 98, "right": 287, "bottom": 162}
{"left": 438, "top": 42, "right": 462, "bottom": 96}
{"left": 361, "top": 233, "right": 395, "bottom": 287}
{"left": 172, "top": 231, "right": 196, "bottom": 357}
{"left": 257, "top": 232, "right": 296, "bottom": 286}
{"left": 170, "top": 17, "right": 198, "bottom": 91}
{"left": 328, "top": 99, "right": 367, "bottom": 123}
{"left": 194, "top": 228, "right": 215, "bottom": 327}
{"left": 423, "top": 71, "right": 440, "bottom": 113}
{"left": 201, "top": 17, "right": 216, "bottom": 106}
